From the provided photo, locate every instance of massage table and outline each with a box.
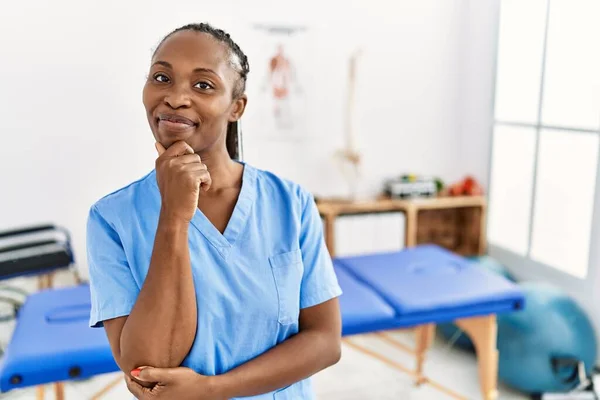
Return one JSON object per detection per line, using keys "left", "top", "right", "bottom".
{"left": 0, "top": 245, "right": 523, "bottom": 399}
{"left": 0, "top": 225, "right": 91, "bottom": 399}
{"left": 0, "top": 285, "right": 118, "bottom": 399}
{"left": 335, "top": 245, "right": 524, "bottom": 399}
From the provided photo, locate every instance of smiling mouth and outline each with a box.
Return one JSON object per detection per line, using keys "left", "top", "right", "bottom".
{"left": 157, "top": 114, "right": 197, "bottom": 126}
{"left": 156, "top": 114, "right": 198, "bottom": 133}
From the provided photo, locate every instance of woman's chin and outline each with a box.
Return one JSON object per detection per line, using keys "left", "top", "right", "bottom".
{"left": 156, "top": 130, "right": 196, "bottom": 148}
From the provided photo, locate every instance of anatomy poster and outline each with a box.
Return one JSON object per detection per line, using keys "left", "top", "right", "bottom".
{"left": 244, "top": 24, "right": 313, "bottom": 141}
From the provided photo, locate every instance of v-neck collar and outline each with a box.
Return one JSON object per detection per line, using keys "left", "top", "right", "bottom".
{"left": 150, "top": 161, "right": 257, "bottom": 259}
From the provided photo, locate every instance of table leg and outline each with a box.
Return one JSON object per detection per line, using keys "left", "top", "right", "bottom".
{"left": 478, "top": 204, "right": 488, "bottom": 255}
{"left": 324, "top": 215, "right": 336, "bottom": 257}
{"left": 36, "top": 385, "right": 45, "bottom": 400}
{"left": 46, "top": 272, "right": 55, "bottom": 289}
{"left": 455, "top": 315, "right": 498, "bottom": 400}
{"left": 405, "top": 206, "right": 418, "bottom": 247}
{"left": 37, "top": 275, "right": 47, "bottom": 290}
{"left": 414, "top": 324, "right": 435, "bottom": 385}
{"left": 54, "top": 382, "right": 65, "bottom": 400}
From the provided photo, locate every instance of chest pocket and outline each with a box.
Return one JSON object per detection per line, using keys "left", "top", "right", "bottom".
{"left": 269, "top": 249, "right": 304, "bottom": 325}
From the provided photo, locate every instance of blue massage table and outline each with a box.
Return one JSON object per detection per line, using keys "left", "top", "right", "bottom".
{"left": 0, "top": 285, "right": 118, "bottom": 399}
{"left": 0, "top": 245, "right": 523, "bottom": 400}
{"left": 335, "top": 245, "right": 524, "bottom": 399}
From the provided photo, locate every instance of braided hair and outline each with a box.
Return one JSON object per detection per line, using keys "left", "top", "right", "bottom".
{"left": 154, "top": 23, "right": 249, "bottom": 160}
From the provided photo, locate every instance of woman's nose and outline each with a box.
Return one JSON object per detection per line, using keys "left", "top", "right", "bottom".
{"left": 164, "top": 84, "right": 192, "bottom": 109}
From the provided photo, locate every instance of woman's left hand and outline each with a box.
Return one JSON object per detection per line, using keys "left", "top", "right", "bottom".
{"left": 125, "top": 367, "right": 226, "bottom": 400}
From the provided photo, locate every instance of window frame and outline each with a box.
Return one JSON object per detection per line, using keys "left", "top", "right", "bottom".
{"left": 486, "top": 0, "right": 600, "bottom": 286}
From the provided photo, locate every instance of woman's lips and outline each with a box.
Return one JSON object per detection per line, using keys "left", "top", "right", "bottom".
{"left": 158, "top": 119, "right": 196, "bottom": 132}
{"left": 157, "top": 113, "right": 196, "bottom": 125}
{"left": 156, "top": 113, "right": 197, "bottom": 134}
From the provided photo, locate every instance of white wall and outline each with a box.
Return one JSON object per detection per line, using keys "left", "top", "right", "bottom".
{"left": 240, "top": 0, "right": 471, "bottom": 197}
{"left": 0, "top": 0, "right": 496, "bottom": 275}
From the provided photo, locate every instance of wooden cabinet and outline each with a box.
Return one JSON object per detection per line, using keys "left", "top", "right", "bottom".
{"left": 316, "top": 196, "right": 487, "bottom": 257}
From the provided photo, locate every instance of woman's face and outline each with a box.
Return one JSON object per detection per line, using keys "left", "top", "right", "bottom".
{"left": 143, "top": 30, "right": 246, "bottom": 152}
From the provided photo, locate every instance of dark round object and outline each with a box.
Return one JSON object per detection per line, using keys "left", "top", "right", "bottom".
{"left": 9, "top": 374, "right": 22, "bottom": 385}
{"left": 69, "top": 366, "right": 82, "bottom": 378}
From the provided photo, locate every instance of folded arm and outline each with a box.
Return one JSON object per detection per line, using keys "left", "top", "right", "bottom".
{"left": 215, "top": 297, "right": 342, "bottom": 398}
{"left": 103, "top": 214, "right": 197, "bottom": 377}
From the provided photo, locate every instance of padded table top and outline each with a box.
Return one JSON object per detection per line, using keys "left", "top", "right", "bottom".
{"left": 0, "top": 284, "right": 118, "bottom": 391}
{"left": 336, "top": 245, "right": 524, "bottom": 328}
{"left": 334, "top": 263, "right": 398, "bottom": 336}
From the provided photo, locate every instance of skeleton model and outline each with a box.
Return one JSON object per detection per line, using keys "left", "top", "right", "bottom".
{"left": 335, "top": 48, "right": 363, "bottom": 200}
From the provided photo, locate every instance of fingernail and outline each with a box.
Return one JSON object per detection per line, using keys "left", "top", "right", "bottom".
{"left": 131, "top": 368, "right": 141, "bottom": 377}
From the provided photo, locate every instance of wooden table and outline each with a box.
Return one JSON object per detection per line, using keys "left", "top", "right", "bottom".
{"left": 317, "top": 195, "right": 487, "bottom": 257}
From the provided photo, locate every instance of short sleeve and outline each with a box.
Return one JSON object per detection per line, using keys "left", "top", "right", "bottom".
{"left": 87, "top": 205, "right": 139, "bottom": 327}
{"left": 299, "top": 194, "right": 342, "bottom": 309}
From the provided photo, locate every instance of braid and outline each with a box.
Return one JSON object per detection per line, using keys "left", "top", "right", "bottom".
{"left": 154, "top": 22, "right": 250, "bottom": 98}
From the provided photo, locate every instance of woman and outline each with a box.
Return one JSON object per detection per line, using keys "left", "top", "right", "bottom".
{"left": 86, "top": 23, "right": 342, "bottom": 400}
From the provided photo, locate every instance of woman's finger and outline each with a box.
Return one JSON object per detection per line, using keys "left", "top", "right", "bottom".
{"left": 177, "top": 154, "right": 202, "bottom": 165}
{"left": 181, "top": 163, "right": 208, "bottom": 172}
{"left": 159, "top": 141, "right": 195, "bottom": 158}
{"left": 196, "top": 170, "right": 212, "bottom": 192}
{"left": 155, "top": 142, "right": 166, "bottom": 156}
{"left": 125, "top": 375, "right": 146, "bottom": 398}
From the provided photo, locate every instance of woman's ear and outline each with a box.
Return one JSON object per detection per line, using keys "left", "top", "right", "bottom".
{"left": 229, "top": 95, "right": 248, "bottom": 122}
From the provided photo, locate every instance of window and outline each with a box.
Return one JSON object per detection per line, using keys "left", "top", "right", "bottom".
{"left": 488, "top": 125, "right": 536, "bottom": 256}
{"left": 489, "top": 0, "right": 600, "bottom": 278}
{"left": 529, "top": 129, "right": 598, "bottom": 277}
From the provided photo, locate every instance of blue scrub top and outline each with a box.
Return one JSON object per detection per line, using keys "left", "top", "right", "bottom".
{"left": 86, "top": 162, "right": 342, "bottom": 400}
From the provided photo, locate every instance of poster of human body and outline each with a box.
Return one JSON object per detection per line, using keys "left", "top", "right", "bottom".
{"left": 266, "top": 43, "right": 296, "bottom": 129}
{"left": 243, "top": 24, "right": 312, "bottom": 140}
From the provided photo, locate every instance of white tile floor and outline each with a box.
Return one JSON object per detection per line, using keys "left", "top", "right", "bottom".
{"left": 0, "top": 273, "right": 530, "bottom": 400}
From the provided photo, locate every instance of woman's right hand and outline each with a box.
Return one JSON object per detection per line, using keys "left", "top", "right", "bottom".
{"left": 155, "top": 141, "right": 212, "bottom": 223}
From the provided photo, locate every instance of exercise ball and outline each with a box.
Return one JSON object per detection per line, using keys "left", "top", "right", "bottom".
{"left": 467, "top": 255, "right": 517, "bottom": 282}
{"left": 437, "top": 322, "right": 475, "bottom": 350}
{"left": 438, "top": 255, "right": 516, "bottom": 350}
{"left": 498, "top": 282, "right": 597, "bottom": 394}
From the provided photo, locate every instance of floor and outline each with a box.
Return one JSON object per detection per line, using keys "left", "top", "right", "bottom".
{"left": 0, "top": 273, "right": 530, "bottom": 400}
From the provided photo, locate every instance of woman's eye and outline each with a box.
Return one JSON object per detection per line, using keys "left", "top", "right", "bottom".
{"left": 194, "top": 81, "right": 213, "bottom": 90}
{"left": 153, "top": 74, "right": 170, "bottom": 83}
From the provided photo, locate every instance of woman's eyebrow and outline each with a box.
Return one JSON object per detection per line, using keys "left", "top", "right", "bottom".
{"left": 152, "top": 60, "right": 172, "bottom": 69}
{"left": 152, "top": 60, "right": 218, "bottom": 76}
{"left": 192, "top": 67, "right": 219, "bottom": 76}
